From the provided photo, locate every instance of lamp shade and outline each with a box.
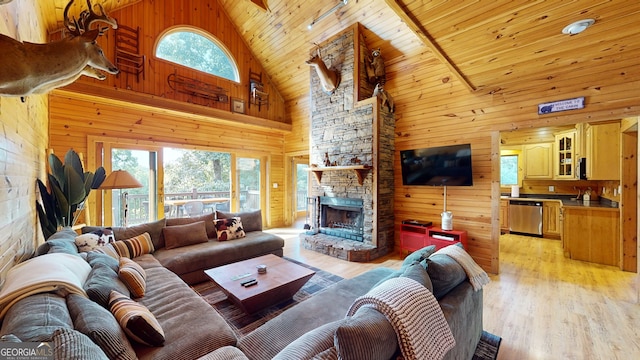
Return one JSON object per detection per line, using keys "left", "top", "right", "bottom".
{"left": 99, "top": 170, "right": 143, "bottom": 190}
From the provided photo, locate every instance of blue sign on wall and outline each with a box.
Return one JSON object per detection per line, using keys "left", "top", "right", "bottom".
{"left": 538, "top": 97, "right": 585, "bottom": 115}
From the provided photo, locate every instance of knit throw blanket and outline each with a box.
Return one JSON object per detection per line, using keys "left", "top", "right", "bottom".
{"left": 0, "top": 253, "right": 91, "bottom": 319}
{"left": 436, "top": 245, "right": 490, "bottom": 291}
{"left": 347, "top": 277, "right": 455, "bottom": 360}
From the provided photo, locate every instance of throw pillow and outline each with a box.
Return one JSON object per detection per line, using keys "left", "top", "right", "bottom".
{"left": 0, "top": 293, "right": 72, "bottom": 342}
{"left": 108, "top": 291, "right": 165, "bottom": 347}
{"left": 112, "top": 232, "right": 155, "bottom": 259}
{"left": 425, "top": 253, "right": 467, "bottom": 300}
{"left": 93, "top": 243, "right": 120, "bottom": 259}
{"left": 334, "top": 307, "right": 397, "bottom": 360}
{"left": 34, "top": 228, "right": 79, "bottom": 256}
{"left": 75, "top": 229, "right": 115, "bottom": 252}
{"left": 52, "top": 328, "right": 108, "bottom": 360}
{"left": 162, "top": 220, "right": 209, "bottom": 249}
{"left": 89, "top": 218, "right": 166, "bottom": 250}
{"left": 86, "top": 251, "right": 119, "bottom": 272}
{"left": 214, "top": 217, "right": 246, "bottom": 241}
{"left": 118, "top": 257, "right": 147, "bottom": 298}
{"left": 0, "top": 334, "right": 21, "bottom": 342}
{"left": 166, "top": 213, "right": 217, "bottom": 239}
{"left": 84, "top": 262, "right": 131, "bottom": 308}
{"left": 216, "top": 209, "right": 262, "bottom": 232}
{"left": 66, "top": 293, "right": 137, "bottom": 360}
{"left": 401, "top": 261, "right": 433, "bottom": 293}
{"left": 401, "top": 245, "right": 436, "bottom": 270}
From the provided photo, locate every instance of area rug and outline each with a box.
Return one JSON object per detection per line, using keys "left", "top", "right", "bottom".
{"left": 192, "top": 257, "right": 343, "bottom": 337}
{"left": 473, "top": 330, "right": 502, "bottom": 360}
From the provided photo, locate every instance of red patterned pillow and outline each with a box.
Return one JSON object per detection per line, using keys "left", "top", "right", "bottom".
{"left": 214, "top": 217, "right": 246, "bottom": 241}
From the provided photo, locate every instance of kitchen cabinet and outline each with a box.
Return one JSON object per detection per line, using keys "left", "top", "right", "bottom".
{"left": 585, "top": 122, "right": 620, "bottom": 180}
{"left": 523, "top": 143, "right": 553, "bottom": 179}
{"left": 562, "top": 206, "right": 620, "bottom": 266}
{"left": 542, "top": 201, "right": 561, "bottom": 239}
{"left": 500, "top": 199, "right": 509, "bottom": 232}
{"left": 554, "top": 130, "right": 576, "bottom": 179}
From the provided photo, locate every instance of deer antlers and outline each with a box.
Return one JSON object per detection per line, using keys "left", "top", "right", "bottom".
{"left": 64, "top": 0, "right": 118, "bottom": 37}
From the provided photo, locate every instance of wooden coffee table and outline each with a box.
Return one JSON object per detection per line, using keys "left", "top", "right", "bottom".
{"left": 204, "top": 254, "right": 315, "bottom": 314}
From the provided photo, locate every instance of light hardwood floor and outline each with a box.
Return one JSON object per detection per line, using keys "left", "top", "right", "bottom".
{"left": 265, "top": 226, "right": 640, "bottom": 359}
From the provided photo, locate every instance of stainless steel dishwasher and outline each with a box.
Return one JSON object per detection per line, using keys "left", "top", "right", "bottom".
{"left": 509, "top": 200, "right": 543, "bottom": 236}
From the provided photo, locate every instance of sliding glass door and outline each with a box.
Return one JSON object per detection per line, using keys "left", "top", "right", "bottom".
{"left": 163, "top": 148, "right": 231, "bottom": 217}
{"left": 236, "top": 157, "right": 261, "bottom": 212}
{"left": 96, "top": 138, "right": 266, "bottom": 226}
{"left": 107, "top": 148, "right": 158, "bottom": 226}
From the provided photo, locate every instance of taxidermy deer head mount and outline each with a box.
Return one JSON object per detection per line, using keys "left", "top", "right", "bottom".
{"left": 0, "top": 0, "right": 118, "bottom": 99}
{"left": 305, "top": 47, "right": 340, "bottom": 94}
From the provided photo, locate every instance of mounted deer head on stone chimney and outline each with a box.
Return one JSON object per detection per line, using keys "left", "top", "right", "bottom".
{"left": 0, "top": 0, "right": 118, "bottom": 99}
{"left": 305, "top": 47, "right": 340, "bottom": 94}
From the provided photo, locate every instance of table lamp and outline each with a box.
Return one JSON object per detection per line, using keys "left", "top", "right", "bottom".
{"left": 99, "top": 170, "right": 143, "bottom": 226}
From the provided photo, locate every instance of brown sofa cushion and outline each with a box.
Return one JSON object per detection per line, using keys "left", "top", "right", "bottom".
{"left": 163, "top": 221, "right": 209, "bottom": 249}
{"left": 216, "top": 209, "right": 262, "bottom": 232}
{"left": 133, "top": 266, "right": 237, "bottom": 359}
{"left": 166, "top": 213, "right": 217, "bottom": 240}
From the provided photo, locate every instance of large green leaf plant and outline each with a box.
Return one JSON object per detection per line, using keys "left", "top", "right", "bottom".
{"left": 36, "top": 149, "right": 106, "bottom": 239}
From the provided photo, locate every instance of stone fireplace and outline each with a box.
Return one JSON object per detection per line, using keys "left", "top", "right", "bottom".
{"left": 301, "top": 24, "right": 395, "bottom": 262}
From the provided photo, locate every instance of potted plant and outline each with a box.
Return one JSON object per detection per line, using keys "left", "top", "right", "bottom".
{"left": 36, "top": 149, "right": 106, "bottom": 239}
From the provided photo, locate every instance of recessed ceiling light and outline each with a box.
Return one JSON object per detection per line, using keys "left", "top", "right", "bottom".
{"left": 562, "top": 19, "right": 595, "bottom": 35}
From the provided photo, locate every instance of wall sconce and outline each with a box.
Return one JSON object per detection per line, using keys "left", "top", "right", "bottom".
{"left": 308, "top": 0, "right": 348, "bottom": 30}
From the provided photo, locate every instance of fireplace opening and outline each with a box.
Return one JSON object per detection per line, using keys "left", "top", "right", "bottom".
{"left": 319, "top": 196, "right": 364, "bottom": 241}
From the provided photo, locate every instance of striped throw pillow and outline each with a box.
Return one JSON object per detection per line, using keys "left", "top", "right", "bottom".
{"left": 118, "top": 257, "right": 147, "bottom": 298}
{"left": 109, "top": 291, "right": 165, "bottom": 347}
{"left": 112, "top": 232, "right": 155, "bottom": 259}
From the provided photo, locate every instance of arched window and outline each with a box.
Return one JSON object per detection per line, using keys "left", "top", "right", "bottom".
{"left": 155, "top": 27, "right": 239, "bottom": 82}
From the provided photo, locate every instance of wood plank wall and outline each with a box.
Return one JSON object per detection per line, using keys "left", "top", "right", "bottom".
{"left": 284, "top": 29, "right": 640, "bottom": 274}
{"left": 48, "top": 91, "right": 287, "bottom": 228}
{"left": 0, "top": 0, "right": 50, "bottom": 283}
{"left": 57, "top": 0, "right": 286, "bottom": 123}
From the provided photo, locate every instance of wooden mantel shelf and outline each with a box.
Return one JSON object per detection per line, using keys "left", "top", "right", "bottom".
{"left": 308, "top": 165, "right": 372, "bottom": 185}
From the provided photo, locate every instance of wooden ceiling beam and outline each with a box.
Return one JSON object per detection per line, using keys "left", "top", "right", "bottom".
{"left": 383, "top": 0, "right": 477, "bottom": 92}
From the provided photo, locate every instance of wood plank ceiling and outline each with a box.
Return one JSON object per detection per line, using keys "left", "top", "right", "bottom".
{"left": 40, "top": 0, "right": 640, "bottom": 104}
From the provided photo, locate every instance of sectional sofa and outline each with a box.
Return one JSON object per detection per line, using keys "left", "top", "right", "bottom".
{"left": 0, "top": 211, "right": 483, "bottom": 360}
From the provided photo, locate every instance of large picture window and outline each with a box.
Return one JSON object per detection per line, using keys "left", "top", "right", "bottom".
{"left": 156, "top": 27, "right": 240, "bottom": 82}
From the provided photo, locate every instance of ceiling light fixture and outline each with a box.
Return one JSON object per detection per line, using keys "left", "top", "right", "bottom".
{"left": 562, "top": 19, "right": 595, "bottom": 35}
{"left": 308, "top": 0, "right": 348, "bottom": 30}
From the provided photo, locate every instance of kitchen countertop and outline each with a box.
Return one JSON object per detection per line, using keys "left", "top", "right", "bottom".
{"left": 500, "top": 194, "right": 619, "bottom": 209}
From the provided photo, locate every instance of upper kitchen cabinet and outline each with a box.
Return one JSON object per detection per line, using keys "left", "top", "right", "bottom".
{"left": 523, "top": 143, "right": 553, "bottom": 179}
{"left": 585, "top": 122, "right": 621, "bottom": 180}
{"left": 554, "top": 130, "right": 576, "bottom": 179}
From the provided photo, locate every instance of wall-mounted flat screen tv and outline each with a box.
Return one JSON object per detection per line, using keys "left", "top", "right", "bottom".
{"left": 400, "top": 144, "right": 473, "bottom": 186}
